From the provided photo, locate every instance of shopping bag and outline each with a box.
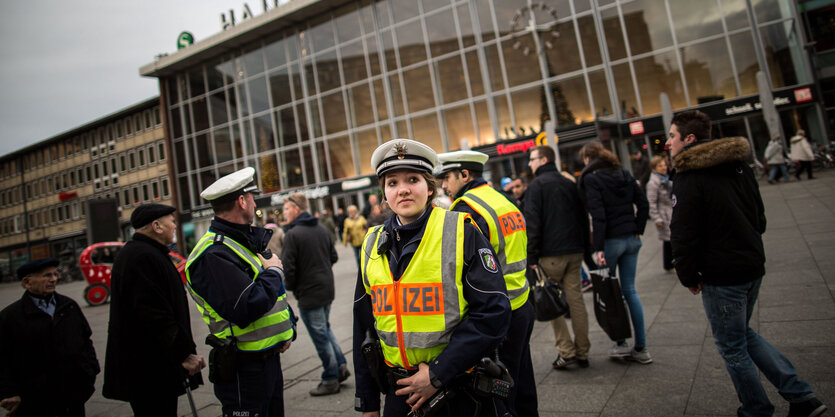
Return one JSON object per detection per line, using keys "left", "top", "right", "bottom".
{"left": 531, "top": 266, "right": 570, "bottom": 322}
{"left": 590, "top": 268, "right": 632, "bottom": 341}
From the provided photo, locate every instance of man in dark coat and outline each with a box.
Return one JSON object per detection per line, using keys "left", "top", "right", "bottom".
{"left": 281, "top": 192, "right": 347, "bottom": 396}
{"left": 669, "top": 110, "right": 826, "bottom": 417}
{"left": 631, "top": 150, "right": 651, "bottom": 190}
{"left": 0, "top": 258, "right": 100, "bottom": 417}
{"left": 104, "top": 204, "right": 205, "bottom": 416}
{"left": 524, "top": 145, "right": 593, "bottom": 371}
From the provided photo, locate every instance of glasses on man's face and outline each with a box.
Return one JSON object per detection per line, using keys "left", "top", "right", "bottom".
{"left": 529, "top": 156, "right": 544, "bottom": 163}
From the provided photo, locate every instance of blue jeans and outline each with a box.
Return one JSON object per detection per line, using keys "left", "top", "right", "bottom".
{"left": 604, "top": 235, "right": 646, "bottom": 349}
{"left": 702, "top": 279, "right": 814, "bottom": 417}
{"left": 299, "top": 303, "right": 347, "bottom": 382}
{"left": 768, "top": 163, "right": 789, "bottom": 181}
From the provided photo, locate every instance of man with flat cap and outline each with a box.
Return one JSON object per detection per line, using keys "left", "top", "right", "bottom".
{"left": 186, "top": 167, "right": 296, "bottom": 417}
{"left": 436, "top": 150, "right": 538, "bottom": 417}
{"left": 103, "top": 203, "right": 205, "bottom": 416}
{"left": 0, "top": 258, "right": 100, "bottom": 417}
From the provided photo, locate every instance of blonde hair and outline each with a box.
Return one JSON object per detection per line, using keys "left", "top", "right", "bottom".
{"left": 285, "top": 193, "right": 308, "bottom": 211}
{"left": 649, "top": 155, "right": 667, "bottom": 171}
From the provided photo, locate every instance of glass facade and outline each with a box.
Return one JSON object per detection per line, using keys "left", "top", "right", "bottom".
{"left": 161, "top": 0, "right": 814, "bottom": 216}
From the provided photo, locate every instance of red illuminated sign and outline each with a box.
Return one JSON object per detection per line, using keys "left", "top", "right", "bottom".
{"left": 629, "top": 121, "right": 645, "bottom": 135}
{"left": 496, "top": 140, "right": 536, "bottom": 155}
{"left": 794, "top": 87, "right": 812, "bottom": 103}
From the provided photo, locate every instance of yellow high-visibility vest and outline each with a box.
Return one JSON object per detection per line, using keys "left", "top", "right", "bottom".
{"left": 453, "top": 184, "right": 529, "bottom": 310}
{"left": 360, "top": 207, "right": 467, "bottom": 370}
{"left": 186, "top": 231, "right": 294, "bottom": 352}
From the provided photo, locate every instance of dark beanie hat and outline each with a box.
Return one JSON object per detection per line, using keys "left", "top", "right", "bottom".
{"left": 130, "top": 204, "right": 176, "bottom": 229}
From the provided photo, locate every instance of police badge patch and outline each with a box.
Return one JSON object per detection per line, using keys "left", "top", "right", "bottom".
{"left": 394, "top": 142, "right": 408, "bottom": 159}
{"left": 671, "top": 193, "right": 677, "bottom": 207}
{"left": 478, "top": 248, "right": 499, "bottom": 274}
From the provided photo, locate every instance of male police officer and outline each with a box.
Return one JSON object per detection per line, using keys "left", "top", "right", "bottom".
{"left": 186, "top": 167, "right": 295, "bottom": 417}
{"left": 437, "top": 150, "right": 538, "bottom": 417}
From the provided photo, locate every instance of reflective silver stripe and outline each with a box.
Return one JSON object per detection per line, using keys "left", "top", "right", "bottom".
{"left": 504, "top": 258, "right": 527, "bottom": 275}
{"left": 507, "top": 279, "right": 530, "bottom": 299}
{"left": 186, "top": 239, "right": 208, "bottom": 264}
{"left": 462, "top": 193, "right": 507, "bottom": 268}
{"left": 190, "top": 291, "right": 229, "bottom": 334}
{"left": 220, "top": 237, "right": 263, "bottom": 272}
{"left": 377, "top": 328, "right": 450, "bottom": 349}
{"left": 362, "top": 226, "right": 383, "bottom": 289}
{"left": 237, "top": 314, "right": 294, "bottom": 342}
{"left": 188, "top": 286, "right": 290, "bottom": 336}
{"left": 439, "top": 210, "right": 460, "bottom": 343}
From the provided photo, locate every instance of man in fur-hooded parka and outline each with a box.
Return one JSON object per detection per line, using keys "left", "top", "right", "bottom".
{"left": 668, "top": 126, "right": 765, "bottom": 288}
{"left": 667, "top": 112, "right": 826, "bottom": 417}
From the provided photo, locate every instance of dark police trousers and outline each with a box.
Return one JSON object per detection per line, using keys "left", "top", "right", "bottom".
{"left": 500, "top": 298, "right": 538, "bottom": 417}
{"left": 215, "top": 353, "right": 284, "bottom": 417}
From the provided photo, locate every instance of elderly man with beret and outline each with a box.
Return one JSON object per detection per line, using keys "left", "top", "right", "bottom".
{"left": 0, "top": 258, "right": 100, "bottom": 416}
{"left": 103, "top": 203, "right": 205, "bottom": 416}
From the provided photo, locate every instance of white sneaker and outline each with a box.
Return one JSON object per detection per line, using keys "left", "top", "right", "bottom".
{"left": 629, "top": 348, "right": 653, "bottom": 364}
{"left": 608, "top": 342, "right": 631, "bottom": 358}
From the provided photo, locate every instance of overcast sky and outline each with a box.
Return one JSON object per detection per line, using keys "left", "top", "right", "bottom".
{"left": 0, "top": 0, "right": 252, "bottom": 156}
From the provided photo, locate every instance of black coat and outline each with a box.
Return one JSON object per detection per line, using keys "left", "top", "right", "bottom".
{"left": 632, "top": 156, "right": 651, "bottom": 190}
{"left": 579, "top": 159, "right": 649, "bottom": 251}
{"left": 282, "top": 212, "right": 339, "bottom": 310}
{"left": 670, "top": 137, "right": 766, "bottom": 288}
{"left": 103, "top": 233, "right": 202, "bottom": 400}
{"left": 524, "top": 164, "right": 590, "bottom": 265}
{"left": 0, "top": 292, "right": 100, "bottom": 416}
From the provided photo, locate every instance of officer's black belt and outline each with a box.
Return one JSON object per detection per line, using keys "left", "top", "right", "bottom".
{"left": 385, "top": 366, "right": 417, "bottom": 387}
{"left": 235, "top": 343, "right": 283, "bottom": 363}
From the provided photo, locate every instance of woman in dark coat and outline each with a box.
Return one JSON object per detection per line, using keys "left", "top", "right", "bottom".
{"left": 104, "top": 205, "right": 204, "bottom": 416}
{"left": 578, "top": 142, "right": 651, "bottom": 364}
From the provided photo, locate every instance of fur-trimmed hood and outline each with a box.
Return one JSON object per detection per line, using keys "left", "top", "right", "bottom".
{"left": 672, "top": 137, "right": 750, "bottom": 173}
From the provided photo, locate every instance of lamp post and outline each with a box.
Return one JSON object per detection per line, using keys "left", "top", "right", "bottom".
{"left": 510, "top": 2, "right": 562, "bottom": 167}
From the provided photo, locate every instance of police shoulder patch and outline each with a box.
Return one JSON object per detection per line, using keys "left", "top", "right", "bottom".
{"left": 671, "top": 193, "right": 677, "bottom": 208}
{"left": 478, "top": 248, "right": 499, "bottom": 274}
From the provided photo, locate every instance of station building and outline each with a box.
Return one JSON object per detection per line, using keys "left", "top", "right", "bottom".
{"left": 0, "top": 98, "right": 172, "bottom": 281}
{"left": 140, "top": 0, "right": 830, "bottom": 241}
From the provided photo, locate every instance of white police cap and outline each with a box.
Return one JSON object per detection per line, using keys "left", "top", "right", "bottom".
{"left": 436, "top": 150, "right": 489, "bottom": 176}
{"left": 200, "top": 167, "right": 261, "bottom": 202}
{"left": 371, "top": 139, "right": 438, "bottom": 177}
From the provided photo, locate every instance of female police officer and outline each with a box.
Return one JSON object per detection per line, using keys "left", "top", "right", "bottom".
{"left": 352, "top": 139, "right": 512, "bottom": 416}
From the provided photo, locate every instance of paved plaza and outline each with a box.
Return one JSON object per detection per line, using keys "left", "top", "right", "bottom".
{"left": 1, "top": 169, "right": 833, "bottom": 417}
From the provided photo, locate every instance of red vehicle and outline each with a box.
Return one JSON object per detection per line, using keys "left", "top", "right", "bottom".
{"left": 79, "top": 242, "right": 187, "bottom": 306}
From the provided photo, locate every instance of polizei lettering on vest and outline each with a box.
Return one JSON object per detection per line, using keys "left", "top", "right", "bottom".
{"left": 370, "top": 283, "right": 444, "bottom": 315}
{"left": 498, "top": 211, "right": 526, "bottom": 236}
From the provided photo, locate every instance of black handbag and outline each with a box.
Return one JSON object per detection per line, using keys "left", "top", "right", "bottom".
{"left": 531, "top": 266, "right": 570, "bottom": 322}
{"left": 590, "top": 269, "right": 632, "bottom": 341}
